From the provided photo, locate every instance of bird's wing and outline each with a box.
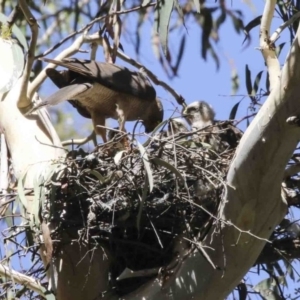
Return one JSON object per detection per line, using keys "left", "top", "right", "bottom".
{"left": 28, "top": 83, "right": 92, "bottom": 113}
{"left": 41, "top": 57, "right": 156, "bottom": 101}
{"left": 46, "top": 68, "right": 69, "bottom": 88}
{"left": 46, "top": 68, "right": 91, "bottom": 119}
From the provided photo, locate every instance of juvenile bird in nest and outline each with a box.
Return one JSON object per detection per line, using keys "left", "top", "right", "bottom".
{"left": 167, "top": 118, "right": 189, "bottom": 136}
{"left": 182, "top": 100, "right": 242, "bottom": 151}
{"left": 28, "top": 58, "right": 164, "bottom": 146}
{"left": 151, "top": 118, "right": 188, "bottom": 149}
{"left": 165, "top": 118, "right": 189, "bottom": 148}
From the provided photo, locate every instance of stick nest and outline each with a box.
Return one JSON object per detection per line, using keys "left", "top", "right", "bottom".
{"left": 41, "top": 121, "right": 241, "bottom": 294}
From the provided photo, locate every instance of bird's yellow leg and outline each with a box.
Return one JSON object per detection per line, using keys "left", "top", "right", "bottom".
{"left": 91, "top": 114, "right": 107, "bottom": 144}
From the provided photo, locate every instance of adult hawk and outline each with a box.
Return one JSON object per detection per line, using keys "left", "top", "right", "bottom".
{"left": 182, "top": 100, "right": 242, "bottom": 151}
{"left": 29, "top": 58, "right": 164, "bottom": 144}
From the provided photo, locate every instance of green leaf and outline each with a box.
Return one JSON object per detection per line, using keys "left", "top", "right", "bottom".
{"left": 265, "top": 71, "right": 270, "bottom": 93}
{"left": 215, "top": 9, "right": 226, "bottom": 29}
{"left": 0, "top": 37, "right": 25, "bottom": 94}
{"left": 237, "top": 281, "right": 247, "bottom": 300}
{"left": 172, "top": 34, "right": 185, "bottom": 75}
{"left": 231, "top": 68, "right": 239, "bottom": 95}
{"left": 208, "top": 45, "right": 220, "bottom": 70}
{"left": 4, "top": 205, "right": 13, "bottom": 228}
{"left": 275, "top": 42, "right": 285, "bottom": 58}
{"left": 253, "top": 71, "right": 263, "bottom": 95}
{"left": 137, "top": 142, "right": 154, "bottom": 192}
{"left": 230, "top": 14, "right": 244, "bottom": 34}
{"left": 156, "top": 0, "right": 174, "bottom": 55}
{"left": 200, "top": 9, "right": 213, "bottom": 60}
{"left": 152, "top": 157, "right": 185, "bottom": 185}
{"left": 242, "top": 15, "right": 262, "bottom": 45}
{"left": 33, "top": 175, "right": 41, "bottom": 227}
{"left": 114, "top": 150, "right": 126, "bottom": 165}
{"left": 253, "top": 278, "right": 284, "bottom": 300}
{"left": 284, "top": 260, "right": 295, "bottom": 282}
{"left": 81, "top": 169, "right": 106, "bottom": 183}
{"left": 245, "top": 64, "right": 252, "bottom": 96}
{"left": 229, "top": 101, "right": 241, "bottom": 120}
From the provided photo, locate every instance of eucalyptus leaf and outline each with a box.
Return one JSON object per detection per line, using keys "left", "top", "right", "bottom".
{"left": 0, "top": 37, "right": 24, "bottom": 93}
{"left": 156, "top": 0, "right": 174, "bottom": 55}
{"left": 137, "top": 142, "right": 154, "bottom": 192}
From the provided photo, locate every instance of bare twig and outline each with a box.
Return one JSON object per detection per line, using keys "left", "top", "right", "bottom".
{"left": 62, "top": 131, "right": 97, "bottom": 146}
{"left": 6, "top": 5, "right": 21, "bottom": 30}
{"left": 0, "top": 263, "right": 48, "bottom": 298}
{"left": 34, "top": 2, "right": 156, "bottom": 60}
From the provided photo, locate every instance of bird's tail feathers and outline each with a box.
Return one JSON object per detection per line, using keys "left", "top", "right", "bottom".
{"left": 26, "top": 83, "right": 92, "bottom": 115}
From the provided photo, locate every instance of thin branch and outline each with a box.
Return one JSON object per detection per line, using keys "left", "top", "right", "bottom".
{"left": 270, "top": 11, "right": 300, "bottom": 44}
{"left": 259, "top": 0, "right": 281, "bottom": 91}
{"left": 34, "top": 2, "right": 156, "bottom": 60}
{"left": 0, "top": 263, "right": 48, "bottom": 298}
{"left": 62, "top": 131, "right": 97, "bottom": 146}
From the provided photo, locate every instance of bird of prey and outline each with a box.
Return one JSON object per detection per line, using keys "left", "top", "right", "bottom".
{"left": 29, "top": 58, "right": 164, "bottom": 144}
{"left": 182, "top": 100, "right": 242, "bottom": 151}
{"left": 182, "top": 101, "right": 215, "bottom": 131}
